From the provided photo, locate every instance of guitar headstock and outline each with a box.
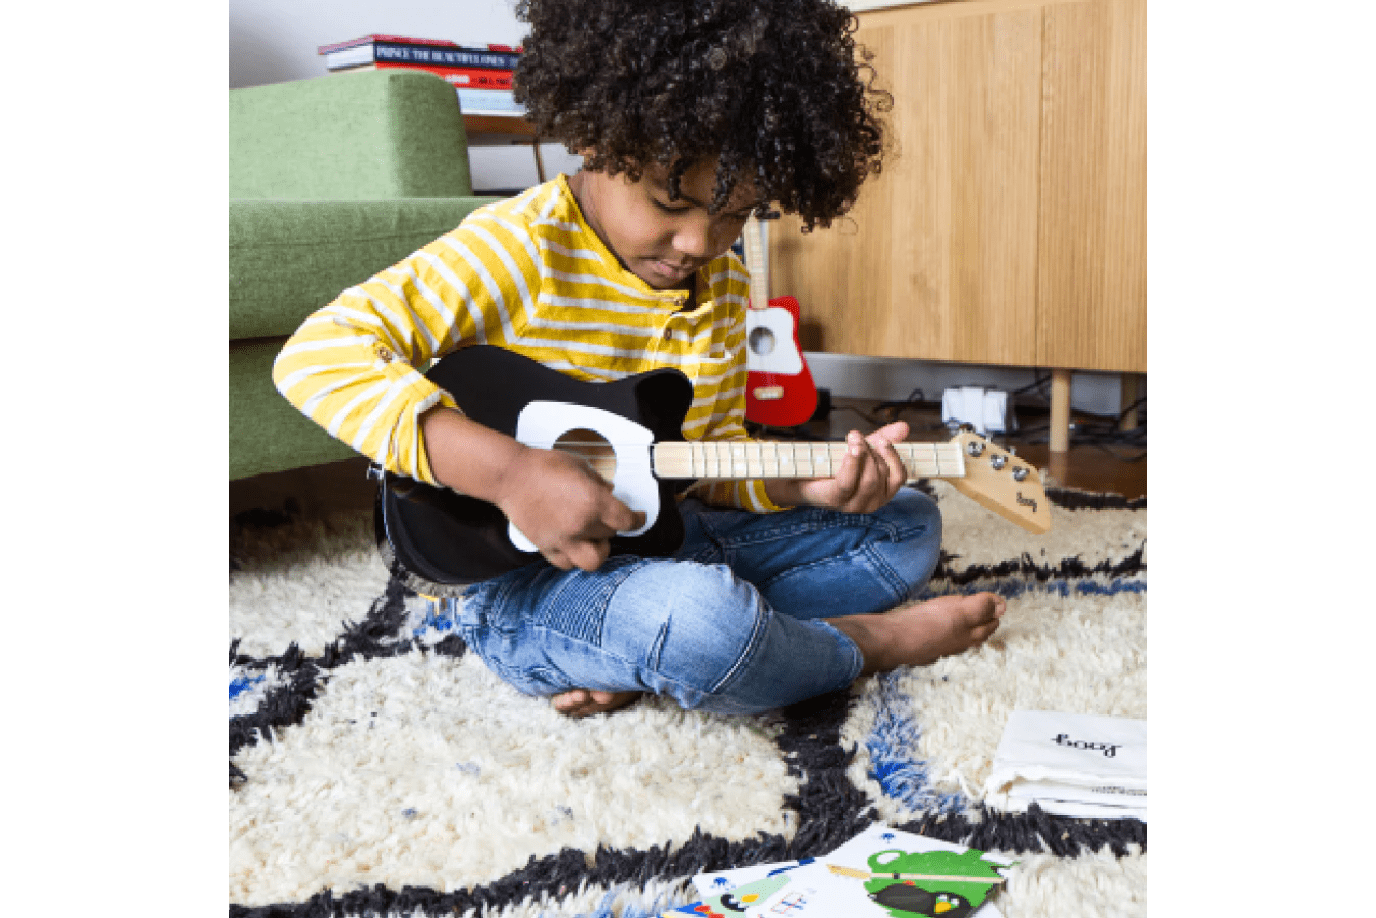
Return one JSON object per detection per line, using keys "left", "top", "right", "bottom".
{"left": 947, "top": 431, "right": 1051, "bottom": 534}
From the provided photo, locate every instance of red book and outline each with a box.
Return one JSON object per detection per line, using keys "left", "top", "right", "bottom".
{"left": 371, "top": 61, "right": 513, "bottom": 90}
{"left": 318, "top": 34, "right": 524, "bottom": 55}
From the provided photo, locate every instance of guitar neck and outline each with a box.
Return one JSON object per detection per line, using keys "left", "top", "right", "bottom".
{"left": 827, "top": 864, "right": 1003, "bottom": 884}
{"left": 743, "top": 215, "right": 769, "bottom": 307}
{"left": 652, "top": 440, "right": 966, "bottom": 482}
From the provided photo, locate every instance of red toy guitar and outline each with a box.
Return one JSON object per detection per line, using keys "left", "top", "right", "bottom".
{"left": 742, "top": 214, "right": 818, "bottom": 427}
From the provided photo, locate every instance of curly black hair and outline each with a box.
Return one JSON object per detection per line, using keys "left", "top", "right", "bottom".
{"left": 512, "top": 0, "right": 890, "bottom": 231}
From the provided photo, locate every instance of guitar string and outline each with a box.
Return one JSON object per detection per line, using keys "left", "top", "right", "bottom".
{"left": 543, "top": 441, "right": 968, "bottom": 480}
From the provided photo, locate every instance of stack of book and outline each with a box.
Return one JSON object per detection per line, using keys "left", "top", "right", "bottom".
{"left": 319, "top": 34, "right": 524, "bottom": 116}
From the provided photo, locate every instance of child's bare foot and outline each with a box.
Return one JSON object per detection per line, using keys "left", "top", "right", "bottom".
{"left": 826, "top": 592, "right": 1006, "bottom": 675}
{"left": 551, "top": 688, "right": 643, "bottom": 718}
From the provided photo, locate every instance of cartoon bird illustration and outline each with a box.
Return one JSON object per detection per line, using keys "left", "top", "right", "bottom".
{"left": 830, "top": 847, "right": 1006, "bottom": 918}
{"left": 869, "top": 883, "right": 973, "bottom": 918}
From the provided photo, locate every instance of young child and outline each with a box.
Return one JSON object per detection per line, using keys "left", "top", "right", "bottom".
{"left": 274, "top": 0, "right": 1004, "bottom": 718}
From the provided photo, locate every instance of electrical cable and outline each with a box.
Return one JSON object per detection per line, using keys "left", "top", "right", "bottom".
{"left": 873, "top": 387, "right": 928, "bottom": 413}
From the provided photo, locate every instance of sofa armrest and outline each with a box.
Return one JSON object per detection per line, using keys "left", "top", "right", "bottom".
{"left": 229, "top": 196, "right": 500, "bottom": 340}
{"left": 230, "top": 70, "right": 476, "bottom": 199}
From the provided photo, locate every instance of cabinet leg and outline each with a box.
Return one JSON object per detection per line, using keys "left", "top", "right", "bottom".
{"left": 1050, "top": 369, "right": 1072, "bottom": 453}
{"left": 531, "top": 138, "right": 546, "bottom": 183}
{"left": 1119, "top": 372, "right": 1141, "bottom": 431}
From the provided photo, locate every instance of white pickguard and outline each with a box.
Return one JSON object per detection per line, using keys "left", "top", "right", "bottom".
{"left": 508, "top": 400, "right": 659, "bottom": 553}
{"left": 745, "top": 307, "right": 805, "bottom": 375}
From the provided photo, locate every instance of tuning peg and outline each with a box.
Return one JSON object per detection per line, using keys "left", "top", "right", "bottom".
{"left": 1012, "top": 466, "right": 1029, "bottom": 482}
{"left": 989, "top": 454, "right": 1007, "bottom": 470}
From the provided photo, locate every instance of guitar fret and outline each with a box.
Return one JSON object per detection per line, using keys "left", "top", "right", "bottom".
{"left": 937, "top": 444, "right": 964, "bottom": 477}
{"left": 903, "top": 444, "right": 936, "bottom": 479}
{"left": 655, "top": 439, "right": 967, "bottom": 482}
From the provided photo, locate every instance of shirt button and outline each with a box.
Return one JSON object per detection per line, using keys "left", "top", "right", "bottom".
{"left": 662, "top": 327, "right": 673, "bottom": 341}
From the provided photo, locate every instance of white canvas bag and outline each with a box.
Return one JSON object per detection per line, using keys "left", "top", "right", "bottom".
{"left": 984, "top": 710, "right": 1147, "bottom": 820}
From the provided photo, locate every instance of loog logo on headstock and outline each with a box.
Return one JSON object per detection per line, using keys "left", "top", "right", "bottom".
{"left": 947, "top": 431, "right": 1051, "bottom": 534}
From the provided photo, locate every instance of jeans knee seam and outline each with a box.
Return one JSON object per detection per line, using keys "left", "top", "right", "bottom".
{"left": 704, "top": 600, "right": 770, "bottom": 696}
{"left": 647, "top": 619, "right": 670, "bottom": 672}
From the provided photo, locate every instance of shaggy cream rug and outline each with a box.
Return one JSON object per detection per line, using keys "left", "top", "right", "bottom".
{"left": 230, "top": 480, "right": 1146, "bottom": 917}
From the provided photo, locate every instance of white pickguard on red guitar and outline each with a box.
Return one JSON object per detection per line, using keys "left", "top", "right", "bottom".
{"left": 743, "top": 214, "right": 819, "bottom": 428}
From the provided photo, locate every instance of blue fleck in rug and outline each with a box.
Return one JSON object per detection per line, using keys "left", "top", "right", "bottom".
{"left": 229, "top": 480, "right": 1146, "bottom": 917}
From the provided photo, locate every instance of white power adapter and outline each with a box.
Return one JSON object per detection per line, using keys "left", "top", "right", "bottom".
{"left": 941, "top": 386, "right": 1014, "bottom": 436}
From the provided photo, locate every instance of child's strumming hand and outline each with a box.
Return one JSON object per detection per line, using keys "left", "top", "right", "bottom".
{"left": 494, "top": 446, "right": 647, "bottom": 573}
{"left": 421, "top": 406, "right": 644, "bottom": 573}
{"left": 774, "top": 421, "right": 911, "bottom": 514}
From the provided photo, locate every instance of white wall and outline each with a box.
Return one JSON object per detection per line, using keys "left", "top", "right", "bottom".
{"left": 228, "top": 0, "right": 581, "bottom": 191}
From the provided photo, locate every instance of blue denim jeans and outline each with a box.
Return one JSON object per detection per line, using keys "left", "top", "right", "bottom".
{"left": 443, "top": 486, "right": 941, "bottom": 714}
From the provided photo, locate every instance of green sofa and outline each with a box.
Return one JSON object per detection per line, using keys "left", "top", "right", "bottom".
{"left": 230, "top": 69, "right": 499, "bottom": 480}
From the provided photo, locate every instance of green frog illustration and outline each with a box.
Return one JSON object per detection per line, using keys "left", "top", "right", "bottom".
{"left": 860, "top": 848, "right": 1004, "bottom": 918}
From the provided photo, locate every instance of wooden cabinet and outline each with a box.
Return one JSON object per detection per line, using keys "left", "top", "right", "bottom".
{"left": 772, "top": 0, "right": 1145, "bottom": 376}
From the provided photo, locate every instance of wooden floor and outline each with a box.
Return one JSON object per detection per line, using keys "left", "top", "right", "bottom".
{"left": 230, "top": 398, "right": 1145, "bottom": 521}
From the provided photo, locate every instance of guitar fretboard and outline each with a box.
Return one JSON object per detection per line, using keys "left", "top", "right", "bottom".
{"left": 652, "top": 440, "right": 965, "bottom": 481}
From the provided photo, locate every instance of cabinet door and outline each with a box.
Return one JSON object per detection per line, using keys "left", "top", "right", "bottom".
{"left": 771, "top": 0, "right": 1043, "bottom": 364}
{"left": 1037, "top": 0, "right": 1147, "bottom": 372}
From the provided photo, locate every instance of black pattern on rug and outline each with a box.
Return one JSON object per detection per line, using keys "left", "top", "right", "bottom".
{"left": 230, "top": 487, "right": 1146, "bottom": 916}
{"left": 230, "top": 680, "right": 1144, "bottom": 918}
{"left": 229, "top": 570, "right": 462, "bottom": 783}
{"left": 931, "top": 544, "right": 1146, "bottom": 589}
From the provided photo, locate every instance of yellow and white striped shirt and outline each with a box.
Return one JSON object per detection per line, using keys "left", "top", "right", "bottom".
{"left": 273, "top": 174, "right": 785, "bottom": 513}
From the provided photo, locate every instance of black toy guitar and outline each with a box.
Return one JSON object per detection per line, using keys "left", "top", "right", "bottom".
{"left": 377, "top": 346, "right": 1050, "bottom": 585}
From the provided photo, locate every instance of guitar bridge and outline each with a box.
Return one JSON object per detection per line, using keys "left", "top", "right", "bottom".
{"left": 751, "top": 385, "right": 785, "bottom": 401}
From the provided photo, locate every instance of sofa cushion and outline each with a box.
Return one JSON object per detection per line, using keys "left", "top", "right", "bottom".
{"left": 230, "top": 338, "right": 359, "bottom": 480}
{"left": 229, "top": 197, "right": 498, "bottom": 340}
{"left": 230, "top": 70, "right": 475, "bottom": 199}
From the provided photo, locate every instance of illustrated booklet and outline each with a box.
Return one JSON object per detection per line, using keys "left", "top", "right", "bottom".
{"left": 663, "top": 823, "right": 1014, "bottom": 917}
